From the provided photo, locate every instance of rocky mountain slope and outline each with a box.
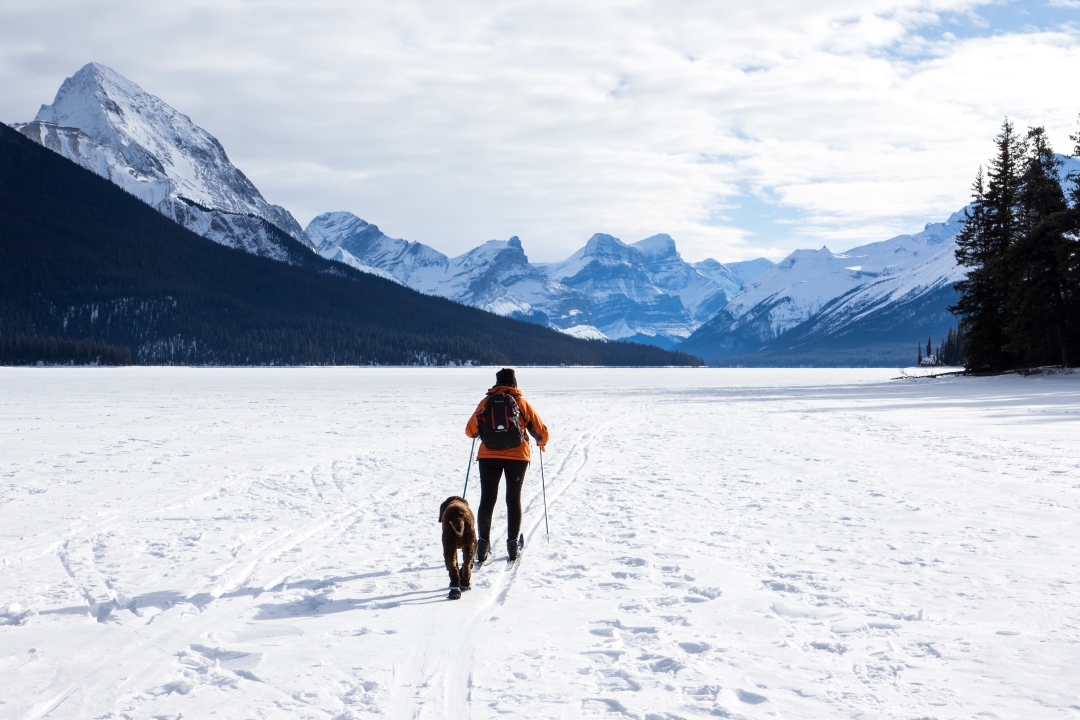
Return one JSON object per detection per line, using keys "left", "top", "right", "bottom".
{"left": 15, "top": 63, "right": 315, "bottom": 263}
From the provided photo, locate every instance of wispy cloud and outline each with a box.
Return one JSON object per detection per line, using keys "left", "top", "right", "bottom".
{"left": 1, "top": 1, "right": 1078, "bottom": 262}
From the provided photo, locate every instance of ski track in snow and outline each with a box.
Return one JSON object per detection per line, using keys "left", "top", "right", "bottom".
{"left": 1, "top": 367, "right": 1079, "bottom": 719}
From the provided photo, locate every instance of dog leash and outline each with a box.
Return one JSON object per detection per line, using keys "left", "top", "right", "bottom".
{"left": 461, "top": 436, "right": 477, "bottom": 498}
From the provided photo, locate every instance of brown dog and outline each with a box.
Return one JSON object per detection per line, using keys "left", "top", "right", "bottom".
{"left": 439, "top": 496, "right": 477, "bottom": 600}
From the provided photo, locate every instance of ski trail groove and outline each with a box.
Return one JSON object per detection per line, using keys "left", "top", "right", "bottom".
{"left": 520, "top": 414, "right": 632, "bottom": 547}
{"left": 194, "top": 458, "right": 389, "bottom": 599}
{"left": 29, "top": 457, "right": 382, "bottom": 717}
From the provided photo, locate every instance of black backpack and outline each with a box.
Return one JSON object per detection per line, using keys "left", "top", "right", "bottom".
{"left": 477, "top": 392, "right": 525, "bottom": 450}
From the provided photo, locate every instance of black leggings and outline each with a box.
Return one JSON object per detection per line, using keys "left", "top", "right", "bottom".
{"left": 476, "top": 458, "right": 528, "bottom": 542}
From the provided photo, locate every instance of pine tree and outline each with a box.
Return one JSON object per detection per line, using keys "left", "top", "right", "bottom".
{"left": 926, "top": 337, "right": 933, "bottom": 362}
{"left": 941, "top": 325, "right": 964, "bottom": 366}
{"left": 1058, "top": 117, "right": 1080, "bottom": 366}
{"left": 951, "top": 120, "right": 1024, "bottom": 372}
{"left": 917, "top": 343, "right": 923, "bottom": 365}
{"left": 940, "top": 329, "right": 952, "bottom": 366}
{"left": 1004, "top": 127, "right": 1071, "bottom": 367}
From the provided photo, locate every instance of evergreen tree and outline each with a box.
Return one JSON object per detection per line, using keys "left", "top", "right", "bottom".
{"left": 1004, "top": 127, "right": 1071, "bottom": 367}
{"left": 1059, "top": 117, "right": 1080, "bottom": 365}
{"left": 926, "top": 337, "right": 933, "bottom": 362}
{"left": 917, "top": 343, "right": 923, "bottom": 364}
{"left": 951, "top": 120, "right": 1024, "bottom": 372}
{"left": 940, "top": 326, "right": 964, "bottom": 366}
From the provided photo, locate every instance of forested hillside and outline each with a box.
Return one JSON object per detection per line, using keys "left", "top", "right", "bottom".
{"left": 0, "top": 124, "right": 700, "bottom": 367}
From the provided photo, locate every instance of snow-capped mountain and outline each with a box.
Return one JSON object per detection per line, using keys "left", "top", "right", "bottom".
{"left": 15, "top": 63, "right": 314, "bottom": 262}
{"left": 306, "top": 212, "right": 597, "bottom": 336}
{"left": 679, "top": 154, "right": 1080, "bottom": 365}
{"left": 306, "top": 211, "right": 450, "bottom": 288}
{"left": 722, "top": 257, "right": 780, "bottom": 287}
{"left": 791, "top": 231, "right": 965, "bottom": 340}
{"left": 436, "top": 237, "right": 595, "bottom": 332}
{"left": 678, "top": 212, "right": 967, "bottom": 362}
{"left": 306, "top": 212, "right": 772, "bottom": 346}
{"left": 540, "top": 234, "right": 701, "bottom": 345}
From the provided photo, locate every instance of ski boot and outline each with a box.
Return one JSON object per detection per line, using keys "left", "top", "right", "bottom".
{"left": 507, "top": 533, "right": 524, "bottom": 562}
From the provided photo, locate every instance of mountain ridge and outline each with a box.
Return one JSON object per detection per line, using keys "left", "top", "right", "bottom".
{"left": 677, "top": 212, "right": 968, "bottom": 364}
{"left": 307, "top": 212, "right": 770, "bottom": 347}
{"left": 15, "top": 63, "right": 776, "bottom": 351}
{"left": 13, "top": 62, "right": 991, "bottom": 367}
{"left": 0, "top": 121, "right": 701, "bottom": 367}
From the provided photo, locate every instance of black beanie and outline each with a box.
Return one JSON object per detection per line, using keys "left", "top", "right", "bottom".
{"left": 495, "top": 368, "right": 517, "bottom": 388}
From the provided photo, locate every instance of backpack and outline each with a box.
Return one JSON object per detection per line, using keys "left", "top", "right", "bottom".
{"left": 477, "top": 392, "right": 525, "bottom": 450}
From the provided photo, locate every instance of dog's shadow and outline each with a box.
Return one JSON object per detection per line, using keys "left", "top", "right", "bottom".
{"left": 252, "top": 565, "right": 459, "bottom": 619}
{"left": 29, "top": 566, "right": 456, "bottom": 624}
{"left": 253, "top": 588, "right": 449, "bottom": 619}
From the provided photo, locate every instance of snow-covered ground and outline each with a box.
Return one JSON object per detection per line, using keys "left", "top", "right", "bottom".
{"left": 2, "top": 367, "right": 1079, "bottom": 719}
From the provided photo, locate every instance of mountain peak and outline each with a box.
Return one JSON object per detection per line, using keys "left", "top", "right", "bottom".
{"left": 308, "top": 211, "right": 369, "bottom": 229}
{"left": 35, "top": 62, "right": 230, "bottom": 191}
{"left": 26, "top": 62, "right": 311, "bottom": 249}
{"left": 36, "top": 63, "right": 137, "bottom": 146}
{"left": 74, "top": 62, "right": 134, "bottom": 89}
{"left": 35, "top": 63, "right": 194, "bottom": 151}
{"left": 632, "top": 233, "right": 678, "bottom": 259}
{"left": 585, "top": 232, "right": 617, "bottom": 244}
{"left": 306, "top": 212, "right": 372, "bottom": 250}
{"left": 583, "top": 233, "right": 630, "bottom": 255}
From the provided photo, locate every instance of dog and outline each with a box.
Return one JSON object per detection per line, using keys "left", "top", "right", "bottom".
{"left": 439, "top": 495, "right": 477, "bottom": 600}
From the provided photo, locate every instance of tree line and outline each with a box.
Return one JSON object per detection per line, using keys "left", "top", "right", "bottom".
{"left": 951, "top": 119, "right": 1080, "bottom": 371}
{"left": 0, "top": 334, "right": 131, "bottom": 366}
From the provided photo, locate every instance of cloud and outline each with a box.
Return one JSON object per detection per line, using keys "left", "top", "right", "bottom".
{"left": 1, "top": 0, "right": 1078, "bottom": 262}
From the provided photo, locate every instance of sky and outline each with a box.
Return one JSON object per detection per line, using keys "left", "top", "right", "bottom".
{"left": 1, "top": 1, "right": 1079, "bottom": 263}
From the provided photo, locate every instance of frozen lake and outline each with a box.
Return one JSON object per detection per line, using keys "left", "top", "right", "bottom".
{"left": 2, "top": 367, "right": 1079, "bottom": 719}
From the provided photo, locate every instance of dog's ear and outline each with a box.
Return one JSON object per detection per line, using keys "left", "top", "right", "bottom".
{"left": 439, "top": 497, "right": 452, "bottom": 523}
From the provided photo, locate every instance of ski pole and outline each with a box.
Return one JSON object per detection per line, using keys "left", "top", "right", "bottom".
{"left": 462, "top": 437, "right": 477, "bottom": 498}
{"left": 540, "top": 445, "right": 551, "bottom": 541}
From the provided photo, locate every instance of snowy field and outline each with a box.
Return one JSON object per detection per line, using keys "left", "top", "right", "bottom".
{"left": 2, "top": 367, "right": 1079, "bottom": 720}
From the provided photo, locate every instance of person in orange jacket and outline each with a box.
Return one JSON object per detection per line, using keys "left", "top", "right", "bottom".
{"left": 465, "top": 368, "right": 549, "bottom": 562}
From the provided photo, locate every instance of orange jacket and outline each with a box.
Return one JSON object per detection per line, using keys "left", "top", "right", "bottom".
{"left": 466, "top": 386, "right": 549, "bottom": 462}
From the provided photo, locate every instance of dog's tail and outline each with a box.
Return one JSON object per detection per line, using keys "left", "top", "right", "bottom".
{"left": 453, "top": 519, "right": 465, "bottom": 537}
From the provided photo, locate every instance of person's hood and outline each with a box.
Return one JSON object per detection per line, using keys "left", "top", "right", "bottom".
{"left": 487, "top": 385, "right": 522, "bottom": 397}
